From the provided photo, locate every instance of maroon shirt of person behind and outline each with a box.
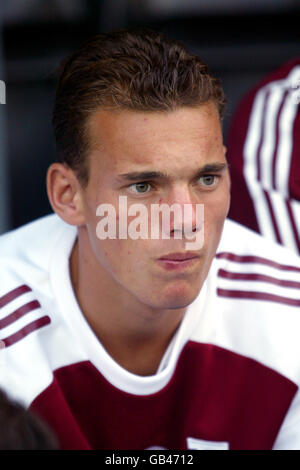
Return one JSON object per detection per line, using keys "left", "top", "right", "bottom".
{"left": 227, "top": 59, "right": 300, "bottom": 254}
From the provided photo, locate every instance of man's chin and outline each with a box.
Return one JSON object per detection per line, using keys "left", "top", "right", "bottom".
{"left": 151, "top": 283, "right": 202, "bottom": 310}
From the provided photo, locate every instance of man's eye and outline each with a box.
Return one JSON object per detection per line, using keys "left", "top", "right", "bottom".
{"left": 128, "top": 182, "right": 152, "bottom": 194}
{"left": 199, "top": 175, "right": 217, "bottom": 186}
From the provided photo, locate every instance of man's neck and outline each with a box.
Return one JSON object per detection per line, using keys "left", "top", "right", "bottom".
{"left": 69, "top": 235, "right": 186, "bottom": 376}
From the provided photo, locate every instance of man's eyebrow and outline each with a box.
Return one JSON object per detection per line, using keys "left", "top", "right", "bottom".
{"left": 117, "top": 163, "right": 228, "bottom": 182}
{"left": 195, "top": 163, "right": 229, "bottom": 174}
{"left": 117, "top": 171, "right": 167, "bottom": 181}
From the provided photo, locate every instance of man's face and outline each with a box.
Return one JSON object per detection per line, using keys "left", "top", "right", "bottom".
{"left": 78, "top": 103, "right": 230, "bottom": 310}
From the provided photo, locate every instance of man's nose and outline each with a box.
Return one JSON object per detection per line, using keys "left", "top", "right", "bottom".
{"left": 162, "top": 186, "right": 202, "bottom": 237}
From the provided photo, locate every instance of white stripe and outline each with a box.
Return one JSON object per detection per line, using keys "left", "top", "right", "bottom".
{"left": 243, "top": 89, "right": 276, "bottom": 241}
{"left": 260, "top": 86, "right": 284, "bottom": 190}
{"left": 269, "top": 190, "right": 298, "bottom": 253}
{"left": 0, "top": 291, "right": 35, "bottom": 320}
{"left": 275, "top": 73, "right": 299, "bottom": 196}
{"left": 0, "top": 308, "right": 44, "bottom": 338}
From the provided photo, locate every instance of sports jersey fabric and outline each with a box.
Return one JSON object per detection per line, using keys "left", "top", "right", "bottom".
{"left": 227, "top": 58, "right": 300, "bottom": 254}
{"left": 0, "top": 214, "right": 300, "bottom": 450}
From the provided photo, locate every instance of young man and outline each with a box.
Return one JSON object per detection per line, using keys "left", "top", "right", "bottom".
{"left": 0, "top": 30, "right": 300, "bottom": 450}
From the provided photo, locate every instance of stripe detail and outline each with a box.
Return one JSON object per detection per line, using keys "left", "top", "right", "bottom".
{"left": 218, "top": 269, "right": 300, "bottom": 289}
{"left": 0, "top": 285, "right": 51, "bottom": 348}
{"left": 1, "top": 316, "right": 51, "bottom": 348}
{"left": 0, "top": 300, "right": 41, "bottom": 329}
{"left": 0, "top": 285, "right": 32, "bottom": 308}
{"left": 217, "top": 288, "right": 300, "bottom": 307}
{"left": 271, "top": 90, "right": 287, "bottom": 189}
{"left": 216, "top": 252, "right": 300, "bottom": 272}
{"left": 275, "top": 75, "right": 299, "bottom": 197}
{"left": 244, "top": 87, "right": 276, "bottom": 241}
{"left": 268, "top": 190, "right": 298, "bottom": 253}
{"left": 263, "top": 190, "right": 282, "bottom": 245}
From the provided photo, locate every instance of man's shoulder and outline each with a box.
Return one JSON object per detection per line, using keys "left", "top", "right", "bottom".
{"left": 198, "top": 218, "right": 300, "bottom": 384}
{"left": 215, "top": 218, "right": 300, "bottom": 326}
{"left": 219, "top": 218, "right": 300, "bottom": 269}
{"left": 0, "top": 214, "right": 76, "bottom": 353}
{"left": 0, "top": 213, "right": 69, "bottom": 261}
{"left": 0, "top": 214, "right": 81, "bottom": 408}
{"left": 0, "top": 213, "right": 76, "bottom": 352}
{"left": 0, "top": 213, "right": 75, "bottom": 285}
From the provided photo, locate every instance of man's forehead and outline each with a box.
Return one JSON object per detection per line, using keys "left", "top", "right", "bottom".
{"left": 87, "top": 104, "right": 224, "bottom": 177}
{"left": 88, "top": 103, "right": 221, "bottom": 143}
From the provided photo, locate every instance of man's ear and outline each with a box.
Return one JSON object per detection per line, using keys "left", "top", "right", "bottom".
{"left": 46, "top": 163, "right": 86, "bottom": 226}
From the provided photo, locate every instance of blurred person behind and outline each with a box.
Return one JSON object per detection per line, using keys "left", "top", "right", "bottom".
{"left": 227, "top": 58, "right": 300, "bottom": 254}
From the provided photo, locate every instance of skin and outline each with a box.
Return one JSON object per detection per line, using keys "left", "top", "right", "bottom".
{"left": 47, "top": 102, "right": 231, "bottom": 375}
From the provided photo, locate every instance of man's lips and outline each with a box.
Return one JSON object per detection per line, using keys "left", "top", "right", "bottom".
{"left": 158, "top": 252, "right": 199, "bottom": 261}
{"left": 156, "top": 252, "right": 200, "bottom": 271}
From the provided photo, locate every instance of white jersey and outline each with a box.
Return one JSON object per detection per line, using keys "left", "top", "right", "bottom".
{"left": 0, "top": 214, "right": 300, "bottom": 450}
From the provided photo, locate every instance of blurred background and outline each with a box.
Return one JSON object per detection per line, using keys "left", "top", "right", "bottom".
{"left": 0, "top": 0, "right": 299, "bottom": 234}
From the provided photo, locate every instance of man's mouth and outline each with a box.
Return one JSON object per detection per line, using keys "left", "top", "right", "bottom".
{"left": 157, "top": 252, "right": 200, "bottom": 270}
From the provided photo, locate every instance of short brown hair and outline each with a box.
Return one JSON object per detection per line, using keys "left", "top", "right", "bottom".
{"left": 52, "top": 29, "right": 226, "bottom": 187}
